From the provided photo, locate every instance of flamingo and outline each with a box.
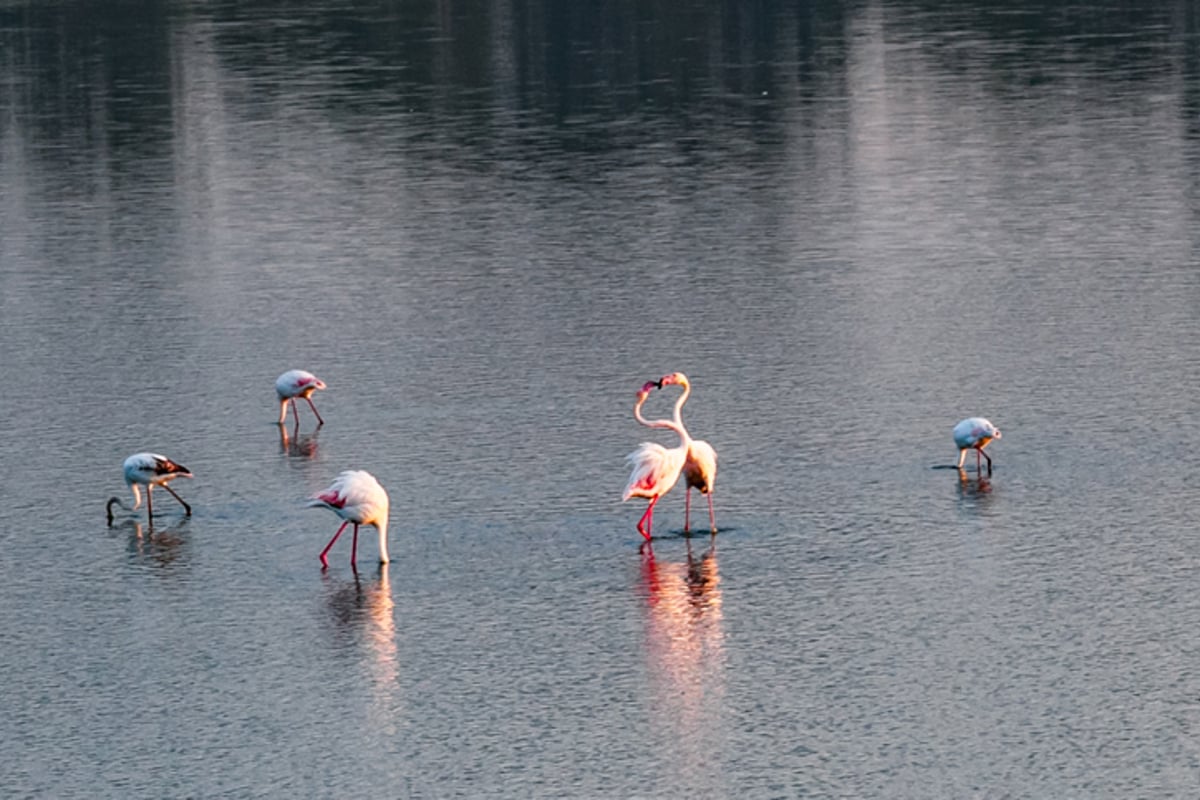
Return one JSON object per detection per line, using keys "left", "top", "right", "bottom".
{"left": 623, "top": 382, "right": 686, "bottom": 543}
{"left": 954, "top": 417, "right": 1002, "bottom": 474}
{"left": 276, "top": 369, "right": 327, "bottom": 426}
{"left": 637, "top": 373, "right": 719, "bottom": 534}
{"left": 106, "top": 452, "right": 193, "bottom": 525}
{"left": 307, "top": 470, "right": 390, "bottom": 568}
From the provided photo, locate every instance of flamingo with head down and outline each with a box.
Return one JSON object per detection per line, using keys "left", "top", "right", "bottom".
{"left": 276, "top": 369, "right": 327, "bottom": 426}
{"left": 106, "top": 452, "right": 193, "bottom": 525}
{"left": 307, "top": 470, "right": 390, "bottom": 568}
{"left": 953, "top": 417, "right": 1001, "bottom": 474}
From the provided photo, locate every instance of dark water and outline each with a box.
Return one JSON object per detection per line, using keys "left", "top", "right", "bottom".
{"left": 4, "top": 0, "right": 1200, "bottom": 796}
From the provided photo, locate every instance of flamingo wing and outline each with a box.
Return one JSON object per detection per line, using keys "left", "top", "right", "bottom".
{"left": 623, "top": 443, "right": 686, "bottom": 501}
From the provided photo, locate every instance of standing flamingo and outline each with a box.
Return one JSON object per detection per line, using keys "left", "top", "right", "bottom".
{"left": 954, "top": 417, "right": 1002, "bottom": 474}
{"left": 638, "top": 373, "right": 719, "bottom": 534}
{"left": 624, "top": 382, "right": 686, "bottom": 544}
{"left": 106, "top": 452, "right": 193, "bottom": 525}
{"left": 307, "top": 470, "right": 390, "bottom": 568}
{"left": 276, "top": 369, "right": 327, "bottom": 426}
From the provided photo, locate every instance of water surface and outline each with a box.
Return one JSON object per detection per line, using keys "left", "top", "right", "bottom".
{"left": 3, "top": 0, "right": 1200, "bottom": 796}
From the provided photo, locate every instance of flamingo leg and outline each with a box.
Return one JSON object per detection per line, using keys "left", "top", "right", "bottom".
{"left": 706, "top": 492, "right": 717, "bottom": 534}
{"left": 145, "top": 485, "right": 153, "bottom": 523}
{"left": 637, "top": 496, "right": 659, "bottom": 541}
{"left": 684, "top": 488, "right": 692, "bottom": 533}
{"left": 305, "top": 397, "right": 324, "bottom": 426}
{"left": 980, "top": 447, "right": 993, "bottom": 475}
{"left": 350, "top": 524, "right": 359, "bottom": 566}
{"left": 320, "top": 521, "right": 350, "bottom": 567}
{"left": 291, "top": 398, "right": 301, "bottom": 425}
{"left": 162, "top": 484, "right": 192, "bottom": 516}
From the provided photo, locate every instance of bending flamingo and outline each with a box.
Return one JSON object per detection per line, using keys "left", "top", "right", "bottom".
{"left": 637, "top": 373, "right": 719, "bottom": 534}
{"left": 623, "top": 382, "right": 686, "bottom": 543}
{"left": 276, "top": 369, "right": 327, "bottom": 426}
{"left": 106, "top": 452, "right": 193, "bottom": 525}
{"left": 954, "top": 417, "right": 1002, "bottom": 474}
{"left": 307, "top": 470, "right": 390, "bottom": 568}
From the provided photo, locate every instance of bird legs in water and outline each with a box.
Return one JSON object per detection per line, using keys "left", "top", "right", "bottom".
{"left": 290, "top": 397, "right": 325, "bottom": 427}
{"left": 956, "top": 447, "right": 993, "bottom": 475}
{"left": 319, "top": 521, "right": 360, "bottom": 569}
{"left": 684, "top": 489, "right": 718, "bottom": 535}
{"left": 636, "top": 496, "right": 659, "bottom": 542}
{"left": 106, "top": 484, "right": 191, "bottom": 526}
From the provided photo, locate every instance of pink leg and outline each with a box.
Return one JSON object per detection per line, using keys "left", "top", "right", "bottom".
{"left": 320, "top": 521, "right": 349, "bottom": 567}
{"left": 305, "top": 396, "right": 324, "bottom": 426}
{"left": 350, "top": 524, "right": 359, "bottom": 565}
{"left": 707, "top": 492, "right": 717, "bottom": 533}
{"left": 291, "top": 398, "right": 300, "bottom": 425}
{"left": 637, "top": 497, "right": 658, "bottom": 541}
{"left": 684, "top": 488, "right": 692, "bottom": 533}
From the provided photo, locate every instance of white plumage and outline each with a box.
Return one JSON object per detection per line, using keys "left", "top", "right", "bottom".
{"left": 954, "top": 417, "right": 1002, "bottom": 472}
{"left": 276, "top": 369, "right": 327, "bottom": 426}
{"left": 107, "top": 452, "right": 193, "bottom": 524}
{"left": 307, "top": 470, "right": 390, "bottom": 567}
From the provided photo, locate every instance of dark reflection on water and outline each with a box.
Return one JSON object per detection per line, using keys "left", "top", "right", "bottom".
{"left": 5, "top": 0, "right": 1200, "bottom": 796}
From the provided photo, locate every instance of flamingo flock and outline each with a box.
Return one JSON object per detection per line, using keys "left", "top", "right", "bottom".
{"left": 106, "top": 365, "right": 1002, "bottom": 563}
{"left": 107, "top": 369, "right": 391, "bottom": 570}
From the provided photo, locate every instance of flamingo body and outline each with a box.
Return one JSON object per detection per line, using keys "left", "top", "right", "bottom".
{"left": 954, "top": 417, "right": 1001, "bottom": 472}
{"left": 276, "top": 369, "right": 327, "bottom": 425}
{"left": 107, "top": 452, "right": 193, "bottom": 524}
{"left": 307, "top": 470, "right": 390, "bottom": 567}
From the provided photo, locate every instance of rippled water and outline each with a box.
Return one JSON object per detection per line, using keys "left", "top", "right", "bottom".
{"left": 4, "top": 0, "right": 1200, "bottom": 796}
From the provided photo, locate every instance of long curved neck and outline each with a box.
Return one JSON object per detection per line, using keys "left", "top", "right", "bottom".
{"left": 634, "top": 392, "right": 691, "bottom": 446}
{"left": 670, "top": 382, "right": 692, "bottom": 438}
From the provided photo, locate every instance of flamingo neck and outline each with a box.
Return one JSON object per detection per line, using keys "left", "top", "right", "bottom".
{"left": 634, "top": 396, "right": 688, "bottom": 442}
{"left": 670, "top": 382, "right": 694, "bottom": 445}
{"left": 376, "top": 520, "right": 390, "bottom": 564}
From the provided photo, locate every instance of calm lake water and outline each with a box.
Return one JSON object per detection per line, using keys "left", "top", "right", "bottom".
{"left": 4, "top": 0, "right": 1200, "bottom": 796}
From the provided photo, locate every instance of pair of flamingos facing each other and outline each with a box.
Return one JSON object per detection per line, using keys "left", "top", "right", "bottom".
{"left": 623, "top": 372, "right": 719, "bottom": 544}
{"left": 107, "top": 369, "right": 391, "bottom": 569}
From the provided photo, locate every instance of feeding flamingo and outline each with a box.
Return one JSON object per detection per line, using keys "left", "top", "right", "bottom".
{"left": 635, "top": 373, "right": 719, "bottom": 534}
{"left": 623, "top": 382, "right": 686, "bottom": 544}
{"left": 954, "top": 417, "right": 1002, "bottom": 474}
{"left": 307, "top": 470, "right": 390, "bottom": 568}
{"left": 276, "top": 369, "right": 327, "bottom": 426}
{"left": 106, "top": 452, "right": 193, "bottom": 525}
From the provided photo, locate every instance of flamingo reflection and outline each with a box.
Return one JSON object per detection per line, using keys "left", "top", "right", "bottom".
{"left": 639, "top": 537, "right": 727, "bottom": 770}
{"left": 109, "top": 517, "right": 191, "bottom": 568}
{"left": 278, "top": 421, "right": 320, "bottom": 459}
{"left": 324, "top": 566, "right": 399, "bottom": 718}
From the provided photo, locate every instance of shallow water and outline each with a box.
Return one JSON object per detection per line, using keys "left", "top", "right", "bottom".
{"left": 4, "top": 0, "right": 1200, "bottom": 796}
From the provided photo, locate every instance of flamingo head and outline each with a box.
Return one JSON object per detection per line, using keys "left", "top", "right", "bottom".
{"left": 991, "top": 428, "right": 1002, "bottom": 440}
{"left": 659, "top": 372, "right": 689, "bottom": 388}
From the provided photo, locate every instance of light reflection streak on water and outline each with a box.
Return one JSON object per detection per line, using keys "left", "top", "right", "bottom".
{"left": 638, "top": 536, "right": 726, "bottom": 774}
{"left": 324, "top": 566, "right": 400, "bottom": 729}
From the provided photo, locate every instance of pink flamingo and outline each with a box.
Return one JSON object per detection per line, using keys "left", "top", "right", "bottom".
{"left": 106, "top": 452, "right": 193, "bottom": 524}
{"left": 623, "top": 382, "right": 686, "bottom": 543}
{"left": 636, "top": 373, "right": 719, "bottom": 534}
{"left": 276, "top": 369, "right": 327, "bottom": 426}
{"left": 307, "top": 470, "right": 390, "bottom": 568}
{"left": 954, "top": 417, "right": 1002, "bottom": 474}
